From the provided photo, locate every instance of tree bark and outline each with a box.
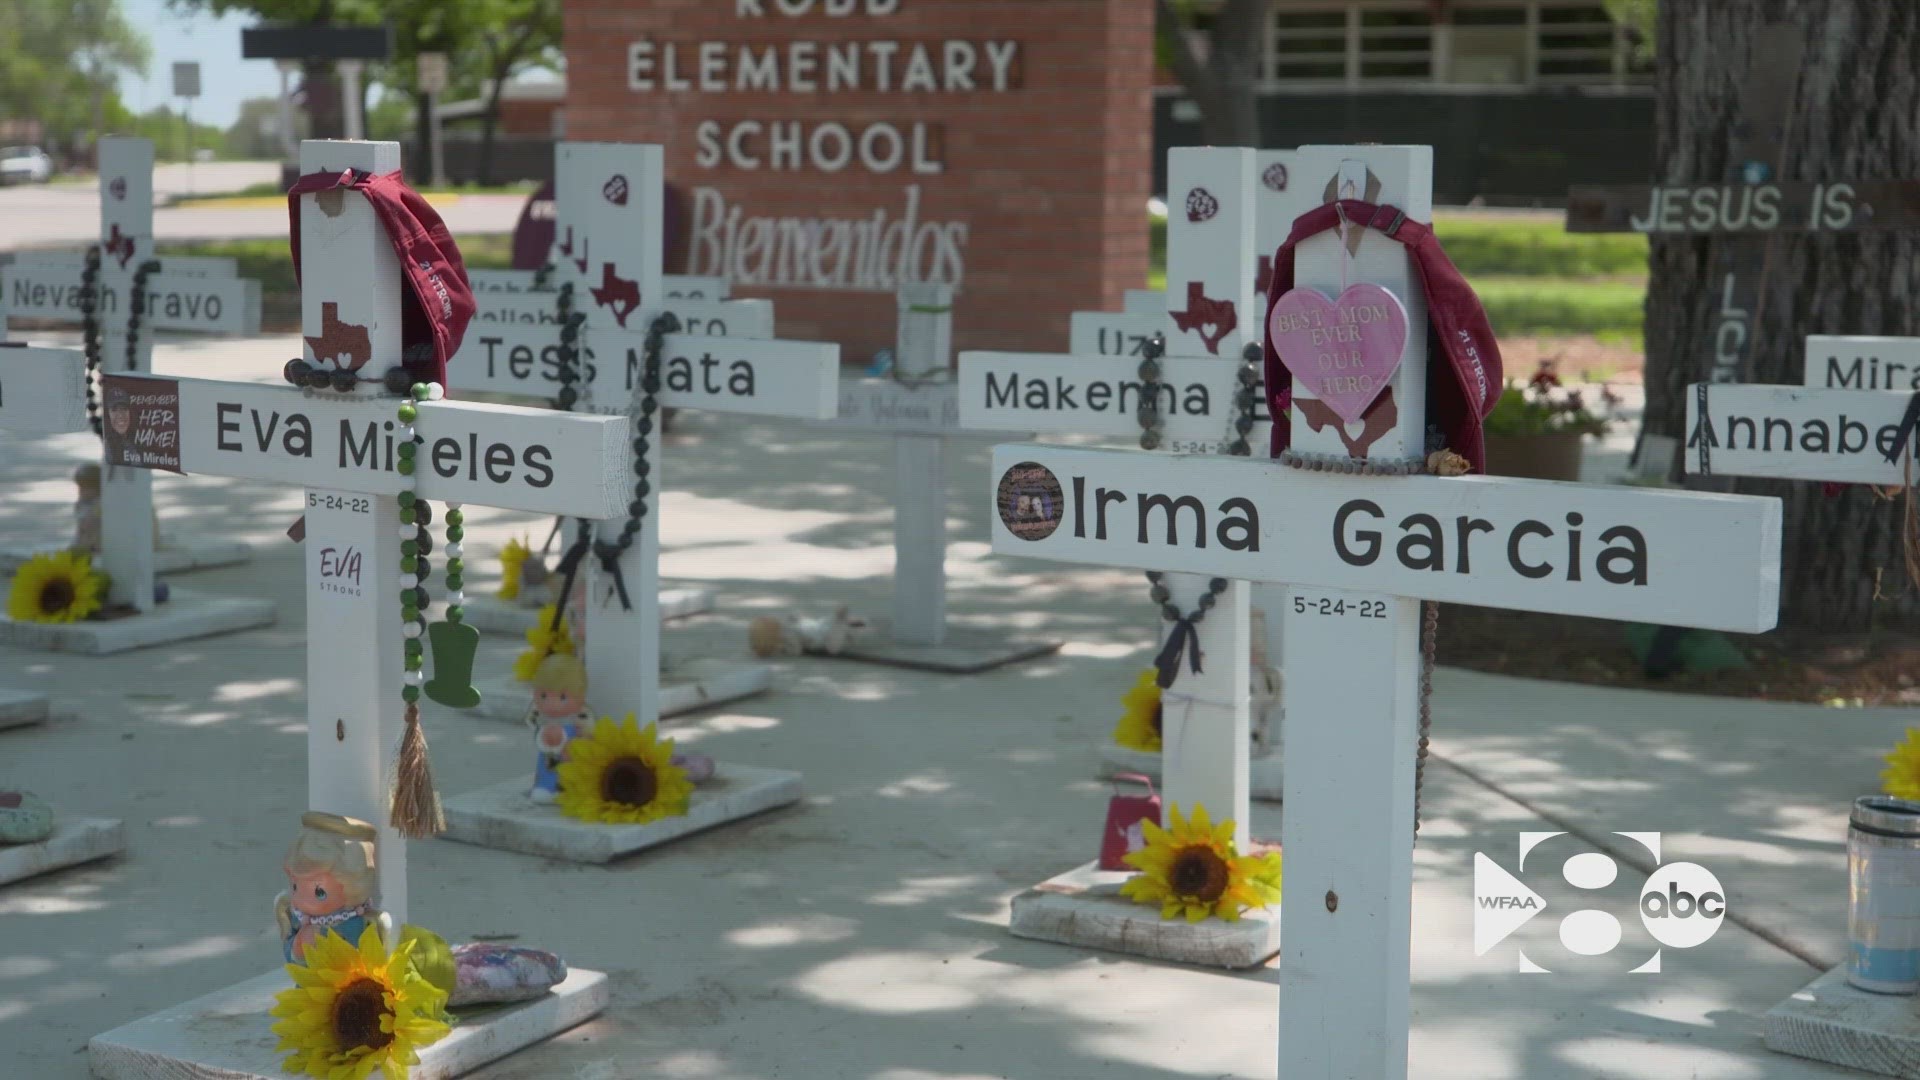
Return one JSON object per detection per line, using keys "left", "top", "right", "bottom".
{"left": 302, "top": 60, "right": 344, "bottom": 141}
{"left": 1156, "top": 0, "right": 1269, "bottom": 147}
{"left": 1644, "top": 1, "right": 1920, "bottom": 630}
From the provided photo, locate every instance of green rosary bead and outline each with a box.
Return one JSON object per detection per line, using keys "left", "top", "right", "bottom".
{"left": 445, "top": 557, "right": 464, "bottom": 574}
{"left": 405, "top": 639, "right": 423, "bottom": 657}
{"left": 397, "top": 441, "right": 416, "bottom": 460}
{"left": 401, "top": 539, "right": 418, "bottom": 557}
{"left": 445, "top": 605, "right": 464, "bottom": 623}
{"left": 401, "top": 555, "right": 417, "bottom": 574}
{"left": 402, "top": 605, "right": 419, "bottom": 624}
{"left": 445, "top": 508, "right": 464, "bottom": 526}
{"left": 446, "top": 525, "right": 463, "bottom": 542}
{"left": 397, "top": 402, "right": 417, "bottom": 423}
{"left": 405, "top": 654, "right": 423, "bottom": 672}
{"left": 411, "top": 383, "right": 431, "bottom": 401}
{"left": 398, "top": 490, "right": 415, "bottom": 508}
{"left": 445, "top": 573, "right": 463, "bottom": 590}
{"left": 397, "top": 458, "right": 415, "bottom": 476}
{"left": 402, "top": 685, "right": 420, "bottom": 704}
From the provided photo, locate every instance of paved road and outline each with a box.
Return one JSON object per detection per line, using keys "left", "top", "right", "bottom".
{"left": 0, "top": 160, "right": 524, "bottom": 251}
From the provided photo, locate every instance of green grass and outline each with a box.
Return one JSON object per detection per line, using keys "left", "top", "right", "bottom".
{"left": 1146, "top": 210, "right": 1646, "bottom": 337}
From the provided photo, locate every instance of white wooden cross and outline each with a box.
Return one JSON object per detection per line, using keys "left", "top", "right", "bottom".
{"left": 436, "top": 142, "right": 837, "bottom": 863}
{"left": 963, "top": 146, "right": 1275, "bottom": 824}
{"left": 1684, "top": 332, "right": 1920, "bottom": 486}
{"left": 87, "top": 140, "right": 618, "bottom": 1077}
{"left": 0, "top": 138, "right": 272, "bottom": 654}
{"left": 802, "top": 284, "right": 1060, "bottom": 672}
{"left": 979, "top": 144, "right": 1784, "bottom": 1076}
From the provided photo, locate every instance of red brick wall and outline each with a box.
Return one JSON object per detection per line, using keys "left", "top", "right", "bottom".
{"left": 499, "top": 100, "right": 560, "bottom": 138}
{"left": 564, "top": 0, "right": 1153, "bottom": 364}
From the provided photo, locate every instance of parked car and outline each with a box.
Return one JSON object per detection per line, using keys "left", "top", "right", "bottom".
{"left": 0, "top": 146, "right": 53, "bottom": 184}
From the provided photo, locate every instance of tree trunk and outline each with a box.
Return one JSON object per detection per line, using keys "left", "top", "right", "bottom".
{"left": 414, "top": 92, "right": 433, "bottom": 183}
{"left": 1643, "top": 1, "right": 1920, "bottom": 630}
{"left": 478, "top": 79, "right": 504, "bottom": 186}
{"left": 303, "top": 60, "right": 344, "bottom": 141}
{"left": 1157, "top": 0, "right": 1270, "bottom": 148}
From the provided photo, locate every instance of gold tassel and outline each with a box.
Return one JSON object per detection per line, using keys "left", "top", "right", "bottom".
{"left": 390, "top": 702, "right": 445, "bottom": 838}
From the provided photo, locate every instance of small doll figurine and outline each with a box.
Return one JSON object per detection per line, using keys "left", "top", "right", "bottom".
{"left": 526, "top": 654, "right": 593, "bottom": 804}
{"left": 273, "top": 812, "right": 391, "bottom": 964}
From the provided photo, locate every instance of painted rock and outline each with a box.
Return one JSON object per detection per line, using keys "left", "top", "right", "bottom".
{"left": 0, "top": 791, "right": 54, "bottom": 844}
{"left": 673, "top": 752, "right": 716, "bottom": 785}
{"left": 449, "top": 943, "right": 567, "bottom": 1007}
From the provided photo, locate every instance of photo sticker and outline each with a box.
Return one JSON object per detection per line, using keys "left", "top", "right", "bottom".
{"left": 997, "top": 461, "right": 1064, "bottom": 541}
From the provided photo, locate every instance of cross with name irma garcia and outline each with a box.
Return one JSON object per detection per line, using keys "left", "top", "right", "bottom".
{"left": 983, "top": 143, "right": 1784, "bottom": 1079}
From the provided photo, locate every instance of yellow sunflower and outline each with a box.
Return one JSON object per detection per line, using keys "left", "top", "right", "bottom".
{"left": 496, "top": 537, "right": 532, "bottom": 601}
{"left": 1120, "top": 802, "right": 1282, "bottom": 923}
{"left": 512, "top": 603, "right": 576, "bottom": 682}
{"left": 1113, "top": 668, "right": 1163, "bottom": 751}
{"left": 269, "top": 924, "right": 451, "bottom": 1080}
{"left": 1884, "top": 728, "right": 1920, "bottom": 800}
{"left": 6, "top": 550, "right": 106, "bottom": 624}
{"left": 556, "top": 714, "right": 694, "bottom": 825}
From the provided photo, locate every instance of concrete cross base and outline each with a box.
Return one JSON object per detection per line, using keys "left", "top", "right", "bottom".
{"left": 0, "top": 590, "right": 274, "bottom": 655}
{"left": 1008, "top": 859, "right": 1281, "bottom": 970}
{"left": 829, "top": 621, "right": 1062, "bottom": 675}
{"left": 440, "top": 765, "right": 803, "bottom": 863}
{"left": 462, "top": 587, "right": 714, "bottom": 636}
{"left": 469, "top": 659, "right": 773, "bottom": 724}
{"left": 87, "top": 966, "right": 609, "bottom": 1080}
{"left": 0, "top": 814, "right": 124, "bottom": 886}
{"left": 1764, "top": 963, "right": 1920, "bottom": 1077}
{"left": 0, "top": 538, "right": 251, "bottom": 577}
{"left": 0, "top": 687, "right": 51, "bottom": 731}
{"left": 1096, "top": 744, "right": 1285, "bottom": 802}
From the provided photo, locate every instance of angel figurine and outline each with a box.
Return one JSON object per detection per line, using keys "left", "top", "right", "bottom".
{"left": 273, "top": 812, "right": 391, "bottom": 964}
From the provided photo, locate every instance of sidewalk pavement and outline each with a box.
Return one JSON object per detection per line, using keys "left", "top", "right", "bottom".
{"left": 0, "top": 332, "right": 1888, "bottom": 1079}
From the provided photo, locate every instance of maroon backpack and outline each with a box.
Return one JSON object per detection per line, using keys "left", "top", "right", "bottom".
{"left": 285, "top": 168, "right": 476, "bottom": 388}
{"left": 1262, "top": 199, "right": 1502, "bottom": 473}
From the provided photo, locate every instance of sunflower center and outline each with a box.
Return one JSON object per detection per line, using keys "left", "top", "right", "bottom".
{"left": 330, "top": 978, "right": 394, "bottom": 1053}
{"left": 1167, "top": 845, "right": 1231, "bottom": 902}
{"left": 600, "top": 755, "right": 658, "bottom": 807}
{"left": 38, "top": 578, "right": 75, "bottom": 615}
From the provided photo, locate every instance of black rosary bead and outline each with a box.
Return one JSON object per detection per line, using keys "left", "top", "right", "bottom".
{"left": 330, "top": 368, "right": 357, "bottom": 392}
{"left": 1197, "top": 591, "right": 1217, "bottom": 610}
{"left": 1150, "top": 584, "right": 1171, "bottom": 603}
{"left": 384, "top": 368, "right": 413, "bottom": 394}
{"left": 557, "top": 387, "right": 577, "bottom": 407}
{"left": 284, "top": 359, "right": 311, "bottom": 386}
{"left": 1209, "top": 578, "right": 1228, "bottom": 592}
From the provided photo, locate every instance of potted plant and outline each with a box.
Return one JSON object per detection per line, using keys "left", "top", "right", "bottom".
{"left": 1482, "top": 361, "right": 1621, "bottom": 482}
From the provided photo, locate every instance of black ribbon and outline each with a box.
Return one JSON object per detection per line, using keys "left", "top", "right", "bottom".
{"left": 1152, "top": 616, "right": 1204, "bottom": 690}
{"left": 1884, "top": 391, "right": 1920, "bottom": 465}
{"left": 1691, "top": 383, "right": 1714, "bottom": 476}
{"left": 547, "top": 533, "right": 591, "bottom": 636}
{"left": 593, "top": 540, "right": 633, "bottom": 612}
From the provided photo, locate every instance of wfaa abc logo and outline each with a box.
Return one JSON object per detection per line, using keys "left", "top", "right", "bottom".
{"left": 1474, "top": 832, "right": 1725, "bottom": 974}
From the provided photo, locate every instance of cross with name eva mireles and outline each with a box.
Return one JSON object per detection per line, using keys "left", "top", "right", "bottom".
{"left": 981, "top": 143, "right": 1785, "bottom": 1078}
{"left": 82, "top": 138, "right": 620, "bottom": 1077}
{"left": 963, "top": 146, "right": 1283, "bottom": 837}
{"left": 0, "top": 136, "right": 273, "bottom": 655}
{"left": 434, "top": 141, "right": 841, "bottom": 865}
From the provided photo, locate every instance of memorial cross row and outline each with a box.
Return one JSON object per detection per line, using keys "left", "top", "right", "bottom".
{"left": 980, "top": 143, "right": 1784, "bottom": 1078}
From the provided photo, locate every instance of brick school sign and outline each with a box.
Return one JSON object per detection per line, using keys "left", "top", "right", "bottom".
{"left": 563, "top": 0, "right": 1153, "bottom": 361}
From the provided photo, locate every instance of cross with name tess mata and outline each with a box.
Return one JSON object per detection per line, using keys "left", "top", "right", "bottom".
{"left": 105, "top": 139, "right": 639, "bottom": 922}
{"left": 0, "top": 137, "right": 262, "bottom": 615}
{"left": 963, "top": 146, "right": 1275, "bottom": 830}
{"left": 450, "top": 141, "right": 840, "bottom": 740}
{"left": 979, "top": 143, "right": 1785, "bottom": 1077}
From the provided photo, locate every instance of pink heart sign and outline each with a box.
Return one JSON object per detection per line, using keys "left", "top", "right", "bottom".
{"left": 1267, "top": 283, "right": 1410, "bottom": 424}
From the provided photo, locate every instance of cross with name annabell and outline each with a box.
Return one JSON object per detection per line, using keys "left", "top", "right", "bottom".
{"left": 102, "top": 139, "right": 636, "bottom": 925}
{"left": 985, "top": 143, "right": 1784, "bottom": 1078}
{"left": 963, "top": 146, "right": 1279, "bottom": 852}
{"left": 456, "top": 141, "right": 840, "bottom": 741}
{"left": 0, "top": 138, "right": 263, "bottom": 618}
